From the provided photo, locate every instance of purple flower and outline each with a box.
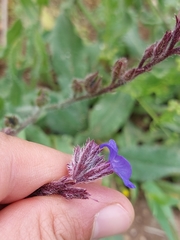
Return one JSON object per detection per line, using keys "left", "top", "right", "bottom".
{"left": 100, "top": 139, "right": 135, "bottom": 188}
{"left": 31, "top": 139, "right": 135, "bottom": 200}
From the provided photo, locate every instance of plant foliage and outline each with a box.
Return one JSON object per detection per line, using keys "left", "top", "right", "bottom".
{"left": 0, "top": 0, "right": 180, "bottom": 239}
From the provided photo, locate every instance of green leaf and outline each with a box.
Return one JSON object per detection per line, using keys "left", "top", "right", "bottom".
{"left": 143, "top": 181, "right": 179, "bottom": 240}
{"left": 7, "top": 20, "right": 23, "bottom": 46}
{"left": 117, "top": 121, "right": 167, "bottom": 147}
{"left": 117, "top": 121, "right": 145, "bottom": 147}
{"left": 19, "top": 0, "right": 38, "bottom": 19}
{"left": 25, "top": 125, "right": 51, "bottom": 147}
{"left": 17, "top": 129, "right": 26, "bottom": 140}
{"left": 0, "top": 77, "right": 12, "bottom": 97}
{"left": 157, "top": 100, "right": 180, "bottom": 133}
{"left": 50, "top": 13, "right": 89, "bottom": 94}
{"left": 123, "top": 25, "right": 147, "bottom": 57}
{"left": 43, "top": 101, "right": 88, "bottom": 135}
{"left": 124, "top": 68, "right": 177, "bottom": 99}
{"left": 156, "top": 180, "right": 180, "bottom": 206}
{"left": 143, "top": 181, "right": 178, "bottom": 206}
{"left": 8, "top": 80, "right": 23, "bottom": 106}
{"left": 0, "top": 97, "right": 5, "bottom": 118}
{"left": 50, "top": 135, "right": 73, "bottom": 154}
{"left": 88, "top": 91, "right": 134, "bottom": 139}
{"left": 120, "top": 145, "right": 180, "bottom": 181}
{"left": 6, "top": 38, "right": 24, "bottom": 77}
{"left": 96, "top": 0, "right": 132, "bottom": 52}
{"left": 36, "top": 0, "right": 49, "bottom": 6}
{"left": 30, "top": 30, "right": 52, "bottom": 84}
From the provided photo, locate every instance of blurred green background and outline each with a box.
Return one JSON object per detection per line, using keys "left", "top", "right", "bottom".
{"left": 0, "top": 0, "right": 180, "bottom": 239}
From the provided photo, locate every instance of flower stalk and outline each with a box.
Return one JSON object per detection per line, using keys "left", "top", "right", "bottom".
{"left": 2, "top": 15, "right": 180, "bottom": 135}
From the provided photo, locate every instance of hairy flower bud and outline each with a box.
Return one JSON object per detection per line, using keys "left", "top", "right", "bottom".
{"left": 168, "top": 15, "right": 180, "bottom": 50}
{"left": 111, "top": 58, "right": 127, "bottom": 84}
{"left": 4, "top": 115, "right": 19, "bottom": 128}
{"left": 122, "top": 68, "right": 136, "bottom": 82}
{"left": 72, "top": 79, "right": 84, "bottom": 97}
{"left": 36, "top": 89, "right": 48, "bottom": 107}
{"left": 84, "top": 72, "right": 101, "bottom": 94}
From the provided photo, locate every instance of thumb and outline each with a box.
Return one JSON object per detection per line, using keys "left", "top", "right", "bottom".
{"left": 0, "top": 184, "right": 134, "bottom": 240}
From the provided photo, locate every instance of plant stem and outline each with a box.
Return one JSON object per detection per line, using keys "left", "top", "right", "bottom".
{"left": 7, "top": 13, "right": 180, "bottom": 135}
{"left": 14, "top": 107, "right": 41, "bottom": 135}
{"left": 12, "top": 80, "right": 120, "bottom": 134}
{"left": 45, "top": 82, "right": 119, "bottom": 111}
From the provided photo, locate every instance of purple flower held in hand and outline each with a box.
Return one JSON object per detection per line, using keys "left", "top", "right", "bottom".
{"left": 31, "top": 139, "right": 135, "bottom": 200}
{"left": 100, "top": 139, "right": 135, "bottom": 189}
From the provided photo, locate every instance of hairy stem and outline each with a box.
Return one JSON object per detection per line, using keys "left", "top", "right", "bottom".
{"left": 3, "top": 14, "right": 180, "bottom": 135}
{"left": 14, "top": 108, "right": 41, "bottom": 135}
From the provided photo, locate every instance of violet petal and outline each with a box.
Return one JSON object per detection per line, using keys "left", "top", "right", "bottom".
{"left": 100, "top": 139, "right": 118, "bottom": 161}
{"left": 112, "top": 155, "right": 136, "bottom": 188}
{"left": 100, "top": 139, "right": 135, "bottom": 188}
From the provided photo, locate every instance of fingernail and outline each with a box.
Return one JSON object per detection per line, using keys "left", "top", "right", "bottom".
{"left": 91, "top": 204, "right": 132, "bottom": 240}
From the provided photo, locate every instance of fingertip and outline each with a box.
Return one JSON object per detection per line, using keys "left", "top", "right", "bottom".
{"left": 0, "top": 133, "right": 71, "bottom": 203}
{"left": 91, "top": 204, "right": 133, "bottom": 240}
{"left": 87, "top": 185, "right": 134, "bottom": 239}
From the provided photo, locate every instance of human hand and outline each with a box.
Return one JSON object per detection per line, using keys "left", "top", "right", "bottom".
{"left": 0, "top": 133, "right": 134, "bottom": 240}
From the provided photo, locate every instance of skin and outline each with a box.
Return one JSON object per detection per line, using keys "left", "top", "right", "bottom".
{"left": 0, "top": 132, "right": 134, "bottom": 240}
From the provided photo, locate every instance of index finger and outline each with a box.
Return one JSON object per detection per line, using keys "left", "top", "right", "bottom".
{"left": 0, "top": 133, "right": 70, "bottom": 204}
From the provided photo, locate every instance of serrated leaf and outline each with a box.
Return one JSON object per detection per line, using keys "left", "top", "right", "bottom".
{"left": 88, "top": 92, "right": 134, "bottom": 139}
{"left": 120, "top": 145, "right": 180, "bottom": 181}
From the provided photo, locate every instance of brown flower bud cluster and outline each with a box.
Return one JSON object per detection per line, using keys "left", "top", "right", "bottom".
{"left": 36, "top": 88, "right": 49, "bottom": 107}
{"left": 111, "top": 15, "right": 180, "bottom": 84}
{"left": 72, "top": 72, "right": 102, "bottom": 97}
